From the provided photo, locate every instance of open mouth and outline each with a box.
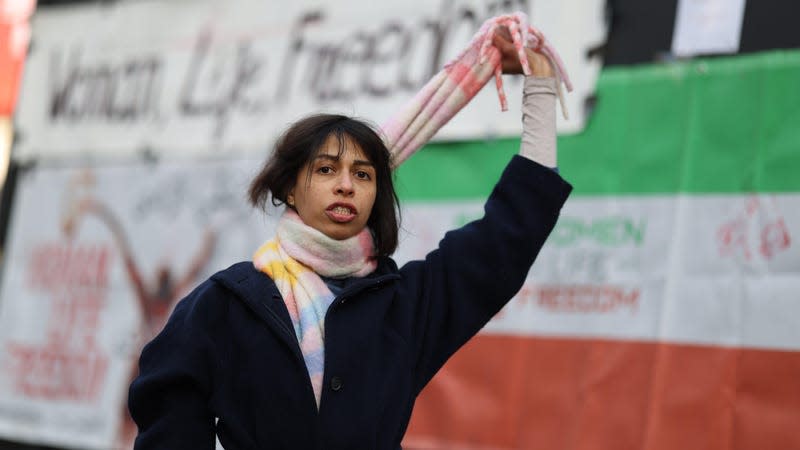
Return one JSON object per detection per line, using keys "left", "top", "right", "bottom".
{"left": 326, "top": 204, "right": 357, "bottom": 223}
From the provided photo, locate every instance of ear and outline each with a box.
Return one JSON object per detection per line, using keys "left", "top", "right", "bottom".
{"left": 287, "top": 190, "right": 295, "bottom": 207}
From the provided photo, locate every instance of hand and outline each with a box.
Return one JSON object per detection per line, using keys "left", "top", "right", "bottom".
{"left": 492, "top": 26, "right": 554, "bottom": 78}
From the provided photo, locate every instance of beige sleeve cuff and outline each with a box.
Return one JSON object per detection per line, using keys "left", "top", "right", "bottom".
{"left": 519, "top": 76, "right": 557, "bottom": 168}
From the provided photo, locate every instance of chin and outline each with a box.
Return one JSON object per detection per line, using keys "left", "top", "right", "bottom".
{"left": 322, "top": 227, "right": 356, "bottom": 241}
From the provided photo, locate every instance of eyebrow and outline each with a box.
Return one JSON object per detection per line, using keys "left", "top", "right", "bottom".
{"left": 315, "top": 154, "right": 374, "bottom": 167}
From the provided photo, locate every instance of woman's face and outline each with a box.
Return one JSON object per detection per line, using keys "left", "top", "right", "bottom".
{"left": 288, "top": 135, "right": 377, "bottom": 240}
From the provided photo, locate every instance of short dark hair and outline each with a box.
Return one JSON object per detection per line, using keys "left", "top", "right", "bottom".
{"left": 249, "top": 114, "right": 400, "bottom": 257}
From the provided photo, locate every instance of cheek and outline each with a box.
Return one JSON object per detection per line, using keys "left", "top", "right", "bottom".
{"left": 363, "top": 190, "right": 378, "bottom": 218}
{"left": 291, "top": 185, "right": 311, "bottom": 214}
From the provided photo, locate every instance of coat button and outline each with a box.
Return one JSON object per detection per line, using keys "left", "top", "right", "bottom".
{"left": 330, "top": 376, "right": 343, "bottom": 392}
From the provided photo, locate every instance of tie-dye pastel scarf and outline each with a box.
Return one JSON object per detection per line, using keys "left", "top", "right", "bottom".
{"left": 381, "top": 11, "right": 572, "bottom": 166}
{"left": 252, "top": 209, "right": 376, "bottom": 408}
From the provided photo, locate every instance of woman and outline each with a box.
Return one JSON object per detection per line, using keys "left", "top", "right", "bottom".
{"left": 128, "top": 30, "right": 572, "bottom": 449}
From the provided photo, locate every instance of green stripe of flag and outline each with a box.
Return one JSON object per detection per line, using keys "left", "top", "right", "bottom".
{"left": 395, "top": 50, "right": 800, "bottom": 201}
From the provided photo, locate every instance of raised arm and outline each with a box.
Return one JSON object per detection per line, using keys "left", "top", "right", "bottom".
{"left": 494, "top": 26, "right": 558, "bottom": 168}
{"left": 403, "top": 33, "right": 571, "bottom": 392}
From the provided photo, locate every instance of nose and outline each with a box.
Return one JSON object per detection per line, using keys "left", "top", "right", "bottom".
{"left": 335, "top": 173, "right": 355, "bottom": 197}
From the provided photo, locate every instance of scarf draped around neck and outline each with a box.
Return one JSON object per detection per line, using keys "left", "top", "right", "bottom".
{"left": 252, "top": 209, "right": 376, "bottom": 408}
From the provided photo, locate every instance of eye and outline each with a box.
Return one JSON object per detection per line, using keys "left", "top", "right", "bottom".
{"left": 317, "top": 166, "right": 334, "bottom": 175}
{"left": 355, "top": 170, "right": 372, "bottom": 180}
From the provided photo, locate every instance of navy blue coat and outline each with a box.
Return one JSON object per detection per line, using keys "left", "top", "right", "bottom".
{"left": 128, "top": 156, "right": 572, "bottom": 449}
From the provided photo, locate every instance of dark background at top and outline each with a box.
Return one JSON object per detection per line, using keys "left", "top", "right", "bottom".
{"left": 603, "top": 0, "right": 800, "bottom": 65}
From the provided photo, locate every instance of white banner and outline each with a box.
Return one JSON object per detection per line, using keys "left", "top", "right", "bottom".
{"left": 13, "top": 0, "right": 605, "bottom": 161}
{"left": 0, "top": 158, "right": 270, "bottom": 448}
{"left": 399, "top": 196, "right": 800, "bottom": 350}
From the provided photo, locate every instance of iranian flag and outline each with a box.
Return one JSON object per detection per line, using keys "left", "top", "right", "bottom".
{"left": 399, "top": 50, "right": 800, "bottom": 450}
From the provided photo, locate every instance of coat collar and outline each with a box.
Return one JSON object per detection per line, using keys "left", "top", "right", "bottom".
{"left": 210, "top": 259, "right": 400, "bottom": 359}
{"left": 211, "top": 262, "right": 301, "bottom": 358}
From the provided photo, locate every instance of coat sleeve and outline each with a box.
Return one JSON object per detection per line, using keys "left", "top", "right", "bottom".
{"left": 128, "top": 282, "right": 220, "bottom": 450}
{"left": 401, "top": 155, "right": 571, "bottom": 392}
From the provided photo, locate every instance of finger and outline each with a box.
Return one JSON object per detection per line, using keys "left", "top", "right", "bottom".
{"left": 491, "top": 32, "right": 516, "bottom": 54}
{"left": 495, "top": 25, "right": 512, "bottom": 41}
